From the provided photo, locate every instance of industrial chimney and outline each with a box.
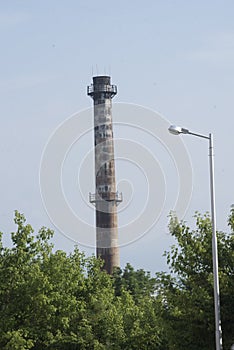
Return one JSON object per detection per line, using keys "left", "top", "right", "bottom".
{"left": 88, "top": 76, "right": 122, "bottom": 274}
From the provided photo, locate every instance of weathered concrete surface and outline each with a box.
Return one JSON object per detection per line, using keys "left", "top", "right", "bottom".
{"left": 88, "top": 76, "right": 122, "bottom": 274}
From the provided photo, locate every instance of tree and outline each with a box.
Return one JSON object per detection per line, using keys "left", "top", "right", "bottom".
{"left": 0, "top": 212, "right": 164, "bottom": 349}
{"left": 3, "top": 209, "right": 232, "bottom": 349}
{"left": 112, "top": 265, "right": 164, "bottom": 349}
{"left": 155, "top": 211, "right": 234, "bottom": 350}
{"left": 112, "top": 263, "right": 156, "bottom": 300}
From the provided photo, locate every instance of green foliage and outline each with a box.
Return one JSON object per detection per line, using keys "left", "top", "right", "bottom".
{"left": 0, "top": 212, "right": 163, "bottom": 349}
{"left": 156, "top": 211, "right": 234, "bottom": 350}
{"left": 112, "top": 263, "right": 156, "bottom": 301}
{"left": 1, "top": 210, "right": 233, "bottom": 349}
{"left": 3, "top": 330, "right": 34, "bottom": 350}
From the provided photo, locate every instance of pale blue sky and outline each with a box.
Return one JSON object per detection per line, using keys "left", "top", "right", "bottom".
{"left": 1, "top": 1, "right": 234, "bottom": 272}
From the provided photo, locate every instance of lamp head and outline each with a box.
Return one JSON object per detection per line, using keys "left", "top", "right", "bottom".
{"left": 168, "top": 125, "right": 182, "bottom": 135}
{"left": 168, "top": 125, "right": 189, "bottom": 135}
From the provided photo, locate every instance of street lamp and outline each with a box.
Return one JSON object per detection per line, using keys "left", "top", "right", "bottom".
{"left": 168, "top": 125, "right": 222, "bottom": 350}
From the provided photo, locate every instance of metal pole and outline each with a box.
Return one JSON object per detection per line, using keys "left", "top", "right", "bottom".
{"left": 169, "top": 125, "right": 223, "bottom": 348}
{"left": 209, "top": 133, "right": 222, "bottom": 350}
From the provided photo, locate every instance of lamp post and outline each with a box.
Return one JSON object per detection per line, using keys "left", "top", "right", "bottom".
{"left": 168, "top": 125, "right": 222, "bottom": 350}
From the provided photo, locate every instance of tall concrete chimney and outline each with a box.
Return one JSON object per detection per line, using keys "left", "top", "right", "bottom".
{"left": 87, "top": 76, "right": 122, "bottom": 274}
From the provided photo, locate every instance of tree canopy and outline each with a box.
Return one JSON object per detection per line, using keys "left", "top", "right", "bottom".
{"left": 0, "top": 210, "right": 233, "bottom": 349}
{"left": 155, "top": 211, "right": 234, "bottom": 350}
{"left": 0, "top": 211, "right": 163, "bottom": 349}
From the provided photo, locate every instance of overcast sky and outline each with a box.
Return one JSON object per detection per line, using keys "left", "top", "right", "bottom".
{"left": 1, "top": 1, "right": 234, "bottom": 273}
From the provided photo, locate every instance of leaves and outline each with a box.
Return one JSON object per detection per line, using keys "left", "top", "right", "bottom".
{"left": 156, "top": 211, "right": 234, "bottom": 350}
{"left": 0, "top": 212, "right": 163, "bottom": 349}
{"left": 1, "top": 210, "right": 233, "bottom": 349}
